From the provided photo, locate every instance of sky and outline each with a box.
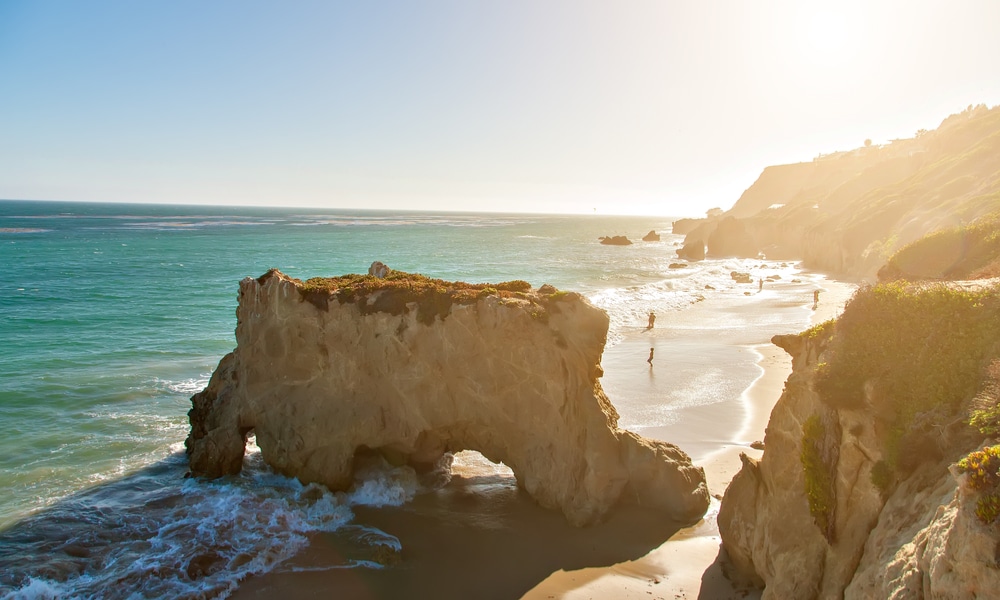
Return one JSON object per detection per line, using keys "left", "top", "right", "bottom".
{"left": 1, "top": 1, "right": 999, "bottom": 217}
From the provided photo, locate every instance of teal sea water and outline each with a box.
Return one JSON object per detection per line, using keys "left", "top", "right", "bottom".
{"left": 0, "top": 200, "right": 816, "bottom": 598}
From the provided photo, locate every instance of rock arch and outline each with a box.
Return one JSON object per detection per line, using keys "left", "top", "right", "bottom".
{"left": 186, "top": 269, "right": 708, "bottom": 526}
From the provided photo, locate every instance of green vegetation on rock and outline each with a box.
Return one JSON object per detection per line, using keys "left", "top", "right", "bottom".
{"left": 804, "top": 318, "right": 836, "bottom": 340}
{"left": 956, "top": 445, "right": 1000, "bottom": 524}
{"left": 814, "top": 281, "right": 1000, "bottom": 478}
{"left": 969, "top": 359, "right": 1000, "bottom": 437}
{"left": 878, "top": 212, "right": 1000, "bottom": 281}
{"left": 257, "top": 268, "right": 552, "bottom": 325}
{"left": 801, "top": 415, "right": 836, "bottom": 542}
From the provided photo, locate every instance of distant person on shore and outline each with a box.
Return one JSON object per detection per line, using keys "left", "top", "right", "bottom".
{"left": 758, "top": 278, "right": 763, "bottom": 292}
{"left": 647, "top": 347, "right": 654, "bottom": 365}
{"left": 813, "top": 289, "right": 820, "bottom": 308}
{"left": 647, "top": 311, "right": 656, "bottom": 329}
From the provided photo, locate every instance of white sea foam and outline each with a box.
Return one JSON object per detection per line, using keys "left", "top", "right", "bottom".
{"left": 155, "top": 375, "right": 211, "bottom": 396}
{"left": 0, "top": 577, "right": 73, "bottom": 600}
{"left": 1, "top": 434, "right": 428, "bottom": 598}
{"left": 0, "top": 205, "right": 830, "bottom": 598}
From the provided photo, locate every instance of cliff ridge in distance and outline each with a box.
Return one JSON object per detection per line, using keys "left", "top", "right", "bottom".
{"left": 676, "top": 104, "right": 1000, "bottom": 280}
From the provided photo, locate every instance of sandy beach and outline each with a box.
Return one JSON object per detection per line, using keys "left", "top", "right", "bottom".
{"left": 232, "top": 273, "right": 857, "bottom": 600}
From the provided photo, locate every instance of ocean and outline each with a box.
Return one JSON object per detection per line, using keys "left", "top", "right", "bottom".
{"left": 0, "top": 200, "right": 823, "bottom": 599}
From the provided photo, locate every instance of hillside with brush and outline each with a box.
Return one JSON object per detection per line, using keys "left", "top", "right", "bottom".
{"left": 679, "top": 104, "right": 1000, "bottom": 280}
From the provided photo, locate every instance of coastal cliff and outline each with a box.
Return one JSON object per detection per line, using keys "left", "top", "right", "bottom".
{"left": 718, "top": 280, "right": 1000, "bottom": 598}
{"left": 186, "top": 268, "right": 709, "bottom": 527}
{"left": 676, "top": 104, "right": 1000, "bottom": 279}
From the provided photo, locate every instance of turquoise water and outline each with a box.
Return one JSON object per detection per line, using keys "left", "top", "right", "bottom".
{"left": 0, "top": 200, "right": 811, "bottom": 598}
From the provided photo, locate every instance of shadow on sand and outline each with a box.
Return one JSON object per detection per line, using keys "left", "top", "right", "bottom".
{"left": 233, "top": 470, "right": 688, "bottom": 600}
{"left": 3, "top": 457, "right": 688, "bottom": 600}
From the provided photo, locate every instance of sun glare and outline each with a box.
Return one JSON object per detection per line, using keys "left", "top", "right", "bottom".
{"left": 797, "top": 9, "right": 854, "bottom": 67}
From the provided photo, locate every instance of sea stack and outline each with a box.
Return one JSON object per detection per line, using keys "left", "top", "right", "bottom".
{"left": 599, "top": 235, "right": 632, "bottom": 245}
{"left": 186, "top": 266, "right": 709, "bottom": 527}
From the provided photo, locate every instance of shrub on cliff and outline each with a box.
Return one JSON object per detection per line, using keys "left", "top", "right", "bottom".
{"left": 814, "top": 281, "right": 1000, "bottom": 472}
{"left": 878, "top": 212, "right": 1000, "bottom": 282}
{"left": 957, "top": 445, "right": 1000, "bottom": 524}
{"left": 801, "top": 415, "right": 837, "bottom": 541}
{"left": 279, "top": 270, "right": 542, "bottom": 324}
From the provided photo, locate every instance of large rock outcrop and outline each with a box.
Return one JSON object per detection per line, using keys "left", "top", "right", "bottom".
{"left": 678, "top": 104, "right": 1000, "bottom": 279}
{"left": 186, "top": 268, "right": 709, "bottom": 527}
{"left": 718, "top": 331, "right": 886, "bottom": 598}
{"left": 718, "top": 282, "right": 1000, "bottom": 598}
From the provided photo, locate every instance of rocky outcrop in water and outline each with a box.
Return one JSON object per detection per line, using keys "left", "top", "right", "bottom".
{"left": 186, "top": 268, "right": 709, "bottom": 527}
{"left": 642, "top": 230, "right": 661, "bottom": 242}
{"left": 676, "top": 239, "right": 705, "bottom": 261}
{"left": 599, "top": 235, "right": 632, "bottom": 246}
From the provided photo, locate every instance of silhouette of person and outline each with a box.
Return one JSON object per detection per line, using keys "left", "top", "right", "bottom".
{"left": 758, "top": 278, "right": 763, "bottom": 292}
{"left": 647, "top": 347, "right": 654, "bottom": 365}
{"left": 647, "top": 311, "right": 656, "bottom": 329}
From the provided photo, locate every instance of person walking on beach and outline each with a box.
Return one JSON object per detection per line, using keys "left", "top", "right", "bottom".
{"left": 647, "top": 311, "right": 656, "bottom": 329}
{"left": 647, "top": 347, "right": 654, "bottom": 365}
{"left": 813, "top": 289, "right": 820, "bottom": 305}
{"left": 758, "top": 278, "right": 763, "bottom": 292}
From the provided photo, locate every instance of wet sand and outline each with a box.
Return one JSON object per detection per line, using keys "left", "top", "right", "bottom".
{"left": 523, "top": 275, "right": 855, "bottom": 599}
{"left": 232, "top": 274, "right": 856, "bottom": 600}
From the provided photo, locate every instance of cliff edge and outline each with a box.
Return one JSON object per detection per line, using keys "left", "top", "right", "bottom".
{"left": 677, "top": 104, "right": 1000, "bottom": 279}
{"left": 719, "top": 280, "right": 1000, "bottom": 598}
{"left": 185, "top": 268, "right": 709, "bottom": 527}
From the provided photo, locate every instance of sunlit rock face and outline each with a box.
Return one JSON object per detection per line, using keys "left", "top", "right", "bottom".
{"left": 719, "top": 327, "right": 1000, "bottom": 599}
{"left": 718, "top": 332, "right": 884, "bottom": 598}
{"left": 186, "top": 269, "right": 709, "bottom": 526}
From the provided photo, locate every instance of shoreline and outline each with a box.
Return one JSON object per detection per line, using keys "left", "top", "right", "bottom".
{"left": 232, "top": 272, "right": 857, "bottom": 600}
{"left": 522, "top": 275, "right": 855, "bottom": 599}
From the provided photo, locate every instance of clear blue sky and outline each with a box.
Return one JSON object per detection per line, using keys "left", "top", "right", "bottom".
{"left": 1, "top": 1, "right": 999, "bottom": 216}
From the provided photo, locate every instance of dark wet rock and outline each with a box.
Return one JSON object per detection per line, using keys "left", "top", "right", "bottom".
{"left": 599, "top": 235, "right": 632, "bottom": 246}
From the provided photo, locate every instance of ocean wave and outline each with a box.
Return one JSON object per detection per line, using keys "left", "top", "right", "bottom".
{"left": 122, "top": 219, "right": 272, "bottom": 231}
{"left": 588, "top": 257, "right": 807, "bottom": 345}
{"left": 0, "top": 442, "right": 428, "bottom": 600}
{"left": 153, "top": 376, "right": 211, "bottom": 396}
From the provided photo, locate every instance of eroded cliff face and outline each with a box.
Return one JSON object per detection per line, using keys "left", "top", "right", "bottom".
{"left": 719, "top": 328, "right": 1000, "bottom": 599}
{"left": 186, "top": 269, "right": 709, "bottom": 527}
{"left": 678, "top": 105, "right": 1000, "bottom": 279}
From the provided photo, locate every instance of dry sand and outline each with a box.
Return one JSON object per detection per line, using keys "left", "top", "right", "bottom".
{"left": 523, "top": 276, "right": 856, "bottom": 600}
{"left": 232, "top": 274, "right": 857, "bottom": 600}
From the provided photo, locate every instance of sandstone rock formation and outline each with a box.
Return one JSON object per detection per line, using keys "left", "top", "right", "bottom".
{"left": 186, "top": 268, "right": 709, "bottom": 527}
{"left": 706, "top": 216, "right": 759, "bottom": 258}
{"left": 676, "top": 239, "right": 705, "bottom": 261}
{"left": 719, "top": 298, "right": 1000, "bottom": 599}
{"left": 677, "top": 104, "right": 1000, "bottom": 279}
{"left": 599, "top": 235, "right": 632, "bottom": 246}
{"left": 730, "top": 271, "right": 753, "bottom": 284}
{"left": 642, "top": 230, "right": 661, "bottom": 242}
{"left": 670, "top": 218, "right": 703, "bottom": 236}
{"left": 368, "top": 260, "right": 391, "bottom": 278}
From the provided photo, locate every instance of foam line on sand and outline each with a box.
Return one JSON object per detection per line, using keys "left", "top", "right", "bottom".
{"left": 522, "top": 276, "right": 855, "bottom": 600}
